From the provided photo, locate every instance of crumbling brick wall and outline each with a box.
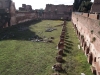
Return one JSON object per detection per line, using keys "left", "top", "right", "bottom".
{"left": 90, "top": 0, "right": 100, "bottom": 13}
{"left": 10, "top": 1, "right": 16, "bottom": 26}
{"left": 72, "top": 12, "right": 100, "bottom": 74}
{"left": 44, "top": 4, "right": 73, "bottom": 20}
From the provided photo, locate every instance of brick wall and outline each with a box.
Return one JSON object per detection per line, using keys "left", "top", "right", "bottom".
{"left": 82, "top": 13, "right": 89, "bottom": 17}
{"left": 44, "top": 4, "right": 73, "bottom": 20}
{"left": 89, "top": 14, "right": 98, "bottom": 20}
{"left": 90, "top": 0, "right": 100, "bottom": 13}
{"left": 72, "top": 12, "right": 100, "bottom": 74}
{"left": 0, "top": 0, "right": 11, "bottom": 12}
{"left": 10, "top": 1, "right": 16, "bottom": 25}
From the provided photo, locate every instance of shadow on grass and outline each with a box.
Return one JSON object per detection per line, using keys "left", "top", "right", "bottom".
{"left": 62, "top": 53, "right": 67, "bottom": 57}
{"left": 61, "top": 59, "right": 66, "bottom": 63}
{"left": 0, "top": 20, "right": 42, "bottom": 41}
{"left": 57, "top": 69, "right": 67, "bottom": 74}
{"left": 67, "top": 40, "right": 73, "bottom": 44}
{"left": 64, "top": 34, "right": 73, "bottom": 53}
{"left": 65, "top": 37, "right": 69, "bottom": 40}
{"left": 64, "top": 49, "right": 71, "bottom": 53}
{"left": 57, "top": 59, "right": 66, "bottom": 63}
{"left": 65, "top": 42, "right": 73, "bottom": 46}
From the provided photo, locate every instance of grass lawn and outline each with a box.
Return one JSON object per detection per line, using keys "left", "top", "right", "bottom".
{"left": 0, "top": 20, "right": 93, "bottom": 75}
{"left": 0, "top": 20, "right": 63, "bottom": 75}
{"left": 63, "top": 22, "right": 93, "bottom": 75}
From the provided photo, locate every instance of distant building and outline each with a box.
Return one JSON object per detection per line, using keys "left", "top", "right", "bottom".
{"left": 90, "top": 0, "right": 100, "bottom": 13}
{"left": 43, "top": 4, "right": 73, "bottom": 20}
{"left": 19, "top": 4, "right": 32, "bottom": 12}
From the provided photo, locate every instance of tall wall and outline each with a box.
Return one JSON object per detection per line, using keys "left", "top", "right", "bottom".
{"left": 16, "top": 11, "right": 37, "bottom": 23}
{"left": 10, "top": 1, "right": 16, "bottom": 25}
{"left": 19, "top": 4, "right": 32, "bottom": 12}
{"left": 0, "top": 1, "right": 39, "bottom": 28}
{"left": 90, "top": 0, "right": 100, "bottom": 13}
{"left": 44, "top": 4, "right": 73, "bottom": 20}
{"left": 0, "top": 0, "right": 11, "bottom": 12}
{"left": 72, "top": 12, "right": 100, "bottom": 75}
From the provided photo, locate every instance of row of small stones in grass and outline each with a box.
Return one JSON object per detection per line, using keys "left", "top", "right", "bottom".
{"left": 51, "top": 21, "right": 67, "bottom": 75}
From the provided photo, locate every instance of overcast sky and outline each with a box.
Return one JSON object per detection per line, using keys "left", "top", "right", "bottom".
{"left": 13, "top": 0, "right": 94, "bottom": 10}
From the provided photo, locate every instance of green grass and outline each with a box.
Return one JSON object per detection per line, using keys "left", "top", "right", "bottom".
{"left": 0, "top": 20, "right": 93, "bottom": 75}
{"left": 62, "top": 22, "right": 93, "bottom": 75}
{"left": 0, "top": 20, "right": 63, "bottom": 75}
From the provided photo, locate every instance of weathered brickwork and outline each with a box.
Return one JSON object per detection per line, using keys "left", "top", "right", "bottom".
{"left": 10, "top": 1, "right": 16, "bottom": 26}
{"left": 16, "top": 11, "right": 37, "bottom": 24}
{"left": 0, "top": 0, "right": 11, "bottom": 12}
{"left": 0, "top": 2, "right": 38, "bottom": 28}
{"left": 43, "top": 4, "right": 73, "bottom": 20}
{"left": 72, "top": 12, "right": 100, "bottom": 75}
{"left": 90, "top": 0, "right": 100, "bottom": 13}
{"left": 19, "top": 4, "right": 32, "bottom": 12}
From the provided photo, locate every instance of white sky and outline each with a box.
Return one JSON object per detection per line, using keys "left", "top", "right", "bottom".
{"left": 13, "top": 0, "right": 94, "bottom": 10}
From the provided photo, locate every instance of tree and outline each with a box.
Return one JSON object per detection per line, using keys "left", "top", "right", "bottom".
{"left": 73, "top": 0, "right": 83, "bottom": 11}
{"left": 78, "top": 0, "right": 93, "bottom": 12}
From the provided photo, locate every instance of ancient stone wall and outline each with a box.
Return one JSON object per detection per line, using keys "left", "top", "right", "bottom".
{"left": 89, "top": 14, "right": 99, "bottom": 20}
{"left": 82, "top": 13, "right": 89, "bottom": 17}
{"left": 16, "top": 11, "right": 37, "bottom": 24}
{"left": 90, "top": 0, "right": 100, "bottom": 13}
{"left": 0, "top": 0, "right": 11, "bottom": 12}
{"left": 44, "top": 4, "right": 73, "bottom": 20}
{"left": 19, "top": 4, "right": 32, "bottom": 12}
{"left": 81, "top": 12, "right": 100, "bottom": 20}
{"left": 0, "top": 1, "right": 39, "bottom": 28}
{"left": 72, "top": 12, "right": 100, "bottom": 75}
{"left": 10, "top": 1, "right": 16, "bottom": 26}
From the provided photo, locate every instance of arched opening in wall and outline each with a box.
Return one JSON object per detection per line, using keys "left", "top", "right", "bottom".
{"left": 97, "top": 14, "right": 99, "bottom": 20}
{"left": 76, "top": 30, "right": 78, "bottom": 35}
{"left": 85, "top": 47, "right": 90, "bottom": 55}
{"left": 78, "top": 32, "right": 80, "bottom": 39}
{"left": 80, "top": 35, "right": 84, "bottom": 45}
{"left": 75, "top": 26, "right": 77, "bottom": 31}
{"left": 88, "top": 13, "right": 89, "bottom": 17}
{"left": 91, "top": 66, "right": 97, "bottom": 75}
{"left": 83, "top": 42, "right": 87, "bottom": 51}
{"left": 97, "top": 72, "right": 100, "bottom": 75}
{"left": 88, "top": 52, "right": 93, "bottom": 65}
{"left": 74, "top": 24, "right": 76, "bottom": 29}
{"left": 94, "top": 57, "right": 96, "bottom": 62}
{"left": 81, "top": 36, "right": 84, "bottom": 47}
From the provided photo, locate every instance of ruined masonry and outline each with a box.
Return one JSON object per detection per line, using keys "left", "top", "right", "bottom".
{"left": 72, "top": 1, "right": 100, "bottom": 74}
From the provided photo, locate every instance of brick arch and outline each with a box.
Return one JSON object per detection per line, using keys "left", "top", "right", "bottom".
{"left": 81, "top": 36, "right": 85, "bottom": 47}
{"left": 79, "top": 32, "right": 80, "bottom": 37}
{"left": 94, "top": 57, "right": 96, "bottom": 62}
{"left": 74, "top": 24, "right": 76, "bottom": 28}
{"left": 91, "top": 66, "right": 96, "bottom": 75}
{"left": 78, "top": 32, "right": 81, "bottom": 39}
{"left": 83, "top": 41, "right": 87, "bottom": 51}
{"left": 85, "top": 46, "right": 90, "bottom": 55}
{"left": 74, "top": 24, "right": 77, "bottom": 30}
{"left": 76, "top": 29, "right": 78, "bottom": 35}
{"left": 88, "top": 52, "right": 93, "bottom": 65}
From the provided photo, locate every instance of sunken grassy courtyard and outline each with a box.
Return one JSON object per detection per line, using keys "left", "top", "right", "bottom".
{"left": 0, "top": 20, "right": 93, "bottom": 75}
